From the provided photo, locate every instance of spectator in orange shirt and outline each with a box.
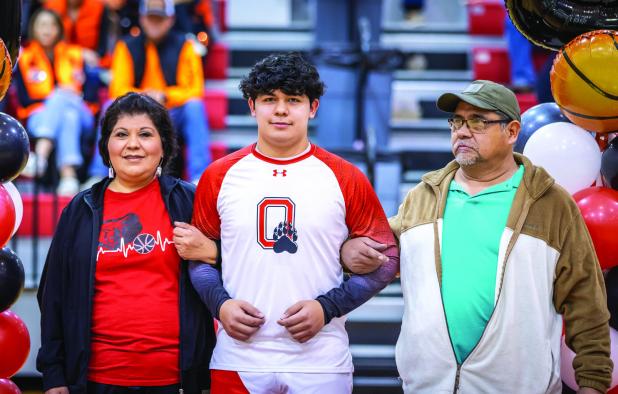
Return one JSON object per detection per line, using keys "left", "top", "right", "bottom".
{"left": 44, "top": 0, "right": 109, "bottom": 67}
{"left": 15, "top": 8, "right": 98, "bottom": 195}
{"left": 89, "top": 0, "right": 211, "bottom": 184}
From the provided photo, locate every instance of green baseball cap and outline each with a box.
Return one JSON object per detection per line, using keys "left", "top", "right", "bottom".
{"left": 436, "top": 80, "right": 521, "bottom": 122}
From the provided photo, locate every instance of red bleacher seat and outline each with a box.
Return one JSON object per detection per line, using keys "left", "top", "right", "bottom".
{"left": 18, "top": 194, "right": 72, "bottom": 237}
{"left": 215, "top": 0, "right": 227, "bottom": 32}
{"left": 468, "top": 0, "right": 506, "bottom": 36}
{"left": 204, "top": 42, "right": 229, "bottom": 80}
{"left": 204, "top": 90, "right": 227, "bottom": 130}
{"left": 472, "top": 47, "right": 510, "bottom": 84}
{"left": 516, "top": 92, "right": 538, "bottom": 113}
{"left": 210, "top": 142, "right": 229, "bottom": 161}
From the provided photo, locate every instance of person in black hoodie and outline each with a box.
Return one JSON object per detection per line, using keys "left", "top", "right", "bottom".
{"left": 37, "top": 92, "right": 216, "bottom": 394}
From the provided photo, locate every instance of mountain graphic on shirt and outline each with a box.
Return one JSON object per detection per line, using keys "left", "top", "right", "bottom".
{"left": 99, "top": 213, "right": 142, "bottom": 249}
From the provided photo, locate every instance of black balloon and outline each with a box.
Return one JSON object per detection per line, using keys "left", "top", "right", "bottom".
{"left": 0, "top": 247, "right": 24, "bottom": 313}
{"left": 0, "top": 113, "right": 29, "bottom": 182}
{"left": 0, "top": 0, "right": 21, "bottom": 66}
{"left": 506, "top": 0, "right": 618, "bottom": 50}
{"left": 606, "top": 266, "right": 618, "bottom": 330}
{"left": 515, "top": 102, "right": 570, "bottom": 153}
{"left": 601, "top": 137, "right": 618, "bottom": 191}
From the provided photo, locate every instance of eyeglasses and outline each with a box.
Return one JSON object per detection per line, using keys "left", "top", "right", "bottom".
{"left": 447, "top": 117, "right": 510, "bottom": 133}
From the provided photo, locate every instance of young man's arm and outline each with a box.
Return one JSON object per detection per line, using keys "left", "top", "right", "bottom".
{"left": 188, "top": 262, "right": 265, "bottom": 341}
{"left": 189, "top": 153, "right": 264, "bottom": 340}
{"left": 278, "top": 158, "right": 399, "bottom": 342}
{"left": 278, "top": 242, "right": 398, "bottom": 343}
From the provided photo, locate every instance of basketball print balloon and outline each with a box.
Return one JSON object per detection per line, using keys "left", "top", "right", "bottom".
{"left": 551, "top": 30, "right": 618, "bottom": 133}
{"left": 0, "top": 39, "right": 12, "bottom": 102}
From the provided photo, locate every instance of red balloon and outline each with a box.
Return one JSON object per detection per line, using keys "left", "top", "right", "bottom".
{"left": 573, "top": 187, "right": 618, "bottom": 270}
{"left": 0, "top": 379, "right": 20, "bottom": 394}
{"left": 0, "top": 185, "right": 15, "bottom": 248}
{"left": 0, "top": 310, "right": 30, "bottom": 378}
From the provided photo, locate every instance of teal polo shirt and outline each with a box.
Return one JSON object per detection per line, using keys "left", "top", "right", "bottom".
{"left": 441, "top": 165, "right": 524, "bottom": 364}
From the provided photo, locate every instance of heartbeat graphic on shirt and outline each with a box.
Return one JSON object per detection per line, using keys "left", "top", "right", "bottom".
{"left": 96, "top": 231, "right": 174, "bottom": 261}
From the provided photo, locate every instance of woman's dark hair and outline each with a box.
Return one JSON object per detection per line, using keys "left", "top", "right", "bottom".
{"left": 98, "top": 92, "right": 178, "bottom": 171}
{"left": 239, "top": 52, "right": 325, "bottom": 103}
{"left": 28, "top": 8, "right": 64, "bottom": 46}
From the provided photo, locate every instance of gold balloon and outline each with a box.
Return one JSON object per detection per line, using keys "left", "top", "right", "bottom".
{"left": 0, "top": 38, "right": 11, "bottom": 102}
{"left": 551, "top": 30, "right": 618, "bottom": 134}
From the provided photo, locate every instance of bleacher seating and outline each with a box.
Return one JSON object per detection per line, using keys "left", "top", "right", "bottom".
{"left": 467, "top": 0, "right": 506, "bottom": 36}
{"left": 472, "top": 47, "right": 510, "bottom": 84}
{"left": 17, "top": 194, "right": 71, "bottom": 237}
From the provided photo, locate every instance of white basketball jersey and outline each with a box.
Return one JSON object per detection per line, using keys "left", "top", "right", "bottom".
{"left": 193, "top": 144, "right": 394, "bottom": 373}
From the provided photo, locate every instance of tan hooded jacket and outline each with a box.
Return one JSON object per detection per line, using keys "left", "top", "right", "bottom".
{"left": 390, "top": 153, "right": 611, "bottom": 393}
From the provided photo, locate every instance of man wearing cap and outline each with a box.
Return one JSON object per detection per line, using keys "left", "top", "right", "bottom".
{"left": 89, "top": 0, "right": 210, "bottom": 184}
{"left": 342, "top": 80, "right": 612, "bottom": 393}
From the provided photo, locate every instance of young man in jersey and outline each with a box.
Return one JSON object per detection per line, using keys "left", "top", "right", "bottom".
{"left": 186, "top": 52, "right": 399, "bottom": 393}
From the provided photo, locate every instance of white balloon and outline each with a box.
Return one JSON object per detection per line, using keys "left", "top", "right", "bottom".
{"left": 561, "top": 327, "right": 618, "bottom": 389}
{"left": 2, "top": 181, "right": 23, "bottom": 236}
{"left": 523, "top": 122, "right": 601, "bottom": 194}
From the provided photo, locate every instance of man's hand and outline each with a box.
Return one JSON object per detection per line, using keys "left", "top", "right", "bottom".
{"left": 219, "top": 299, "right": 265, "bottom": 341}
{"left": 341, "top": 236, "right": 388, "bottom": 274}
{"left": 45, "top": 387, "right": 69, "bottom": 394}
{"left": 173, "top": 222, "right": 217, "bottom": 264}
{"left": 576, "top": 388, "right": 603, "bottom": 394}
{"left": 277, "top": 300, "right": 325, "bottom": 343}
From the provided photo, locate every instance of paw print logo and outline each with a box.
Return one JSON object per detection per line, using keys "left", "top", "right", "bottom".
{"left": 272, "top": 221, "right": 298, "bottom": 254}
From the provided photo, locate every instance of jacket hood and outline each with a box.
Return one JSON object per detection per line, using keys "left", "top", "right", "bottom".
{"left": 421, "top": 153, "right": 555, "bottom": 200}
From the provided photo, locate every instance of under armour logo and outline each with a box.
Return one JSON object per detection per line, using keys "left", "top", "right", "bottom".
{"left": 273, "top": 169, "right": 287, "bottom": 177}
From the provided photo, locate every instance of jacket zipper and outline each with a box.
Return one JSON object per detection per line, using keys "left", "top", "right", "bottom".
{"left": 431, "top": 185, "right": 463, "bottom": 394}
{"left": 453, "top": 364, "right": 461, "bottom": 394}
{"left": 432, "top": 180, "right": 535, "bottom": 393}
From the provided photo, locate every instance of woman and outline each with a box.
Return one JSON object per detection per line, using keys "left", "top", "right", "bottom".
{"left": 37, "top": 92, "right": 217, "bottom": 394}
{"left": 15, "top": 8, "right": 98, "bottom": 195}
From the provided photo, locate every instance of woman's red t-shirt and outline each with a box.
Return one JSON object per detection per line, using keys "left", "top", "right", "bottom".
{"left": 88, "top": 179, "right": 180, "bottom": 386}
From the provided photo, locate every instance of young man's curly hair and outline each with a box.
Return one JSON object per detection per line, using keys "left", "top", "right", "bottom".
{"left": 239, "top": 52, "right": 325, "bottom": 103}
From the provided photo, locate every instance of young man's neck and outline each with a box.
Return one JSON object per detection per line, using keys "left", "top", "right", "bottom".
{"left": 455, "top": 155, "right": 518, "bottom": 195}
{"left": 256, "top": 139, "right": 311, "bottom": 159}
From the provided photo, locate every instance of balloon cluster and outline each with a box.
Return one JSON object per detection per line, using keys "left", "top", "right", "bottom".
{"left": 0, "top": 1, "right": 30, "bottom": 389}
{"left": 507, "top": 1, "right": 618, "bottom": 391}
{"left": 0, "top": 119, "right": 30, "bottom": 391}
{"left": 0, "top": 125, "right": 30, "bottom": 387}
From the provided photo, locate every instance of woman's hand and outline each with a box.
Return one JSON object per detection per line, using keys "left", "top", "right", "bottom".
{"left": 173, "top": 222, "right": 218, "bottom": 264}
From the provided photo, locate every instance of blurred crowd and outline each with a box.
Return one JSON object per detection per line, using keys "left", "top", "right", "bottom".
{"left": 2, "top": 0, "right": 217, "bottom": 195}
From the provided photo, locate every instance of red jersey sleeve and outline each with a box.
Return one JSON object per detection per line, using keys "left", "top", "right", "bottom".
{"left": 192, "top": 145, "right": 253, "bottom": 239}
{"left": 313, "top": 147, "right": 397, "bottom": 250}
{"left": 313, "top": 147, "right": 399, "bottom": 323}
